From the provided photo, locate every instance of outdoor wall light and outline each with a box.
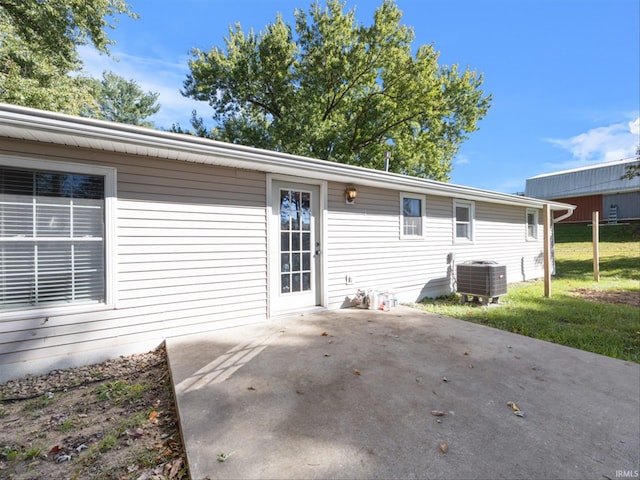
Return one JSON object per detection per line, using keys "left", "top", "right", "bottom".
{"left": 345, "top": 185, "right": 358, "bottom": 204}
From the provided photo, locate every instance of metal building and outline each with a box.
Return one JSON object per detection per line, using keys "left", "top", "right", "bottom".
{"left": 525, "top": 159, "right": 640, "bottom": 223}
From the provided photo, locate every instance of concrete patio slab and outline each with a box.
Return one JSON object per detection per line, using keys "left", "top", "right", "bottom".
{"left": 166, "top": 306, "right": 639, "bottom": 480}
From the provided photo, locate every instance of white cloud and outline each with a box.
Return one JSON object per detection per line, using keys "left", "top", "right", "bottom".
{"left": 454, "top": 153, "right": 470, "bottom": 165}
{"left": 77, "top": 45, "right": 209, "bottom": 129}
{"left": 545, "top": 117, "right": 639, "bottom": 170}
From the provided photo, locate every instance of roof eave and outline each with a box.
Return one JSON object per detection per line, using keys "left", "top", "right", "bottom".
{"left": 0, "top": 103, "right": 575, "bottom": 212}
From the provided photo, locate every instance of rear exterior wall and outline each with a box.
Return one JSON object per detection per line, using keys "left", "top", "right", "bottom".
{"left": 0, "top": 140, "right": 547, "bottom": 381}
{"left": 0, "top": 140, "right": 268, "bottom": 380}
{"left": 326, "top": 183, "right": 545, "bottom": 307}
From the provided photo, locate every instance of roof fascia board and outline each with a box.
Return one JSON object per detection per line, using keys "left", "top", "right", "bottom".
{"left": 0, "top": 104, "right": 574, "bottom": 212}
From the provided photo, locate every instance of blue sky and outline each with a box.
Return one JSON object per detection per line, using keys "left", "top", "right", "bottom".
{"left": 79, "top": 0, "right": 639, "bottom": 193}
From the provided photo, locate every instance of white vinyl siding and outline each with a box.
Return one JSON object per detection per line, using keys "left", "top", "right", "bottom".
{"left": 327, "top": 187, "right": 548, "bottom": 307}
{"left": 0, "top": 143, "right": 267, "bottom": 379}
{"left": 0, "top": 137, "right": 553, "bottom": 381}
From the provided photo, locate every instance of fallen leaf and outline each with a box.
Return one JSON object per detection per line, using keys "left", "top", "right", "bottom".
{"left": 247, "top": 386, "right": 256, "bottom": 391}
{"left": 506, "top": 401, "right": 520, "bottom": 412}
{"left": 169, "top": 458, "right": 183, "bottom": 479}
{"left": 127, "top": 428, "right": 144, "bottom": 438}
{"left": 321, "top": 332, "right": 328, "bottom": 336}
{"left": 48, "top": 445, "right": 63, "bottom": 454}
{"left": 149, "top": 410, "right": 158, "bottom": 421}
{"left": 439, "top": 442, "right": 448, "bottom": 454}
{"left": 354, "top": 370, "right": 361, "bottom": 376}
{"left": 431, "top": 410, "right": 446, "bottom": 417}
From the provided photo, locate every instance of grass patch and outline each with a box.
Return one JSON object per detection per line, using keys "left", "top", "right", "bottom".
{"left": 95, "top": 380, "right": 150, "bottom": 406}
{"left": 413, "top": 224, "right": 640, "bottom": 363}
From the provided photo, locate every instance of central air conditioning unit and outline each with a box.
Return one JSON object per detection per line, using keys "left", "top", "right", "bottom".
{"left": 456, "top": 260, "right": 507, "bottom": 304}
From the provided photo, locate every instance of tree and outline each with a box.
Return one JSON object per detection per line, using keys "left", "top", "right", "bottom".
{"left": 620, "top": 145, "right": 640, "bottom": 180}
{"left": 182, "top": 0, "right": 491, "bottom": 181}
{"left": 0, "top": 0, "right": 137, "bottom": 114}
{"left": 85, "top": 71, "right": 160, "bottom": 127}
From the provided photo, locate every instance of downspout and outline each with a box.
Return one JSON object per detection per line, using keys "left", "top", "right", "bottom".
{"left": 544, "top": 205, "right": 576, "bottom": 297}
{"left": 553, "top": 208, "right": 575, "bottom": 223}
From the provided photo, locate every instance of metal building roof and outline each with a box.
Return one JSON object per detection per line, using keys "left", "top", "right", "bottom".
{"left": 525, "top": 158, "right": 640, "bottom": 199}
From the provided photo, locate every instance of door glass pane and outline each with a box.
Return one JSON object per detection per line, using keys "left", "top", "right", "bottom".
{"left": 292, "top": 273, "right": 301, "bottom": 292}
{"left": 281, "top": 274, "right": 290, "bottom": 293}
{"left": 280, "top": 191, "right": 290, "bottom": 228}
{"left": 281, "top": 232, "right": 289, "bottom": 251}
{"left": 279, "top": 188, "right": 313, "bottom": 295}
{"left": 301, "top": 192, "right": 311, "bottom": 230}
{"left": 281, "top": 253, "right": 290, "bottom": 272}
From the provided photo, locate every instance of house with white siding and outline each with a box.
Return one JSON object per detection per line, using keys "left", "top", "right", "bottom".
{"left": 0, "top": 104, "right": 574, "bottom": 382}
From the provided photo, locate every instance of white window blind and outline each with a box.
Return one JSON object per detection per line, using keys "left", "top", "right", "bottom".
{"left": 0, "top": 167, "right": 105, "bottom": 309}
{"left": 454, "top": 200, "right": 474, "bottom": 241}
{"left": 402, "top": 197, "right": 423, "bottom": 237}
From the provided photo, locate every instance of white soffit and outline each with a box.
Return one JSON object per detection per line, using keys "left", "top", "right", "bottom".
{"left": 0, "top": 103, "right": 574, "bottom": 212}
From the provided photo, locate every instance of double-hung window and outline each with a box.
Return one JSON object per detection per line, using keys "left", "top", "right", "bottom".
{"left": 0, "top": 157, "right": 114, "bottom": 312}
{"left": 526, "top": 208, "right": 539, "bottom": 240}
{"left": 400, "top": 193, "right": 426, "bottom": 239}
{"left": 454, "top": 200, "right": 474, "bottom": 242}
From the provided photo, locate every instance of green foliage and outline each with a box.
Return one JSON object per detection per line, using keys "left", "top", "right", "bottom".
{"left": 183, "top": 0, "right": 491, "bottom": 181}
{"left": 0, "top": 0, "right": 136, "bottom": 113}
{"left": 85, "top": 71, "right": 160, "bottom": 126}
{"left": 95, "top": 380, "right": 149, "bottom": 405}
{"left": 2, "top": 445, "right": 19, "bottom": 461}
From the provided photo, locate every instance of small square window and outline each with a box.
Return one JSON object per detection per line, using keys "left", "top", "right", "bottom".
{"left": 400, "top": 194, "right": 425, "bottom": 238}
{"left": 454, "top": 200, "right": 474, "bottom": 242}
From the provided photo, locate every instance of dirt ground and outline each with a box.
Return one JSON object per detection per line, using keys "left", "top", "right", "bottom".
{"left": 0, "top": 346, "right": 188, "bottom": 480}
{"left": 573, "top": 288, "right": 640, "bottom": 308}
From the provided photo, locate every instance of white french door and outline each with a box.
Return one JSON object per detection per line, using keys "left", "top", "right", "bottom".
{"left": 270, "top": 180, "right": 322, "bottom": 315}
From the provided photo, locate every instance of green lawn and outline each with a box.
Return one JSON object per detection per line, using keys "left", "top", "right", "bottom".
{"left": 412, "top": 223, "right": 640, "bottom": 363}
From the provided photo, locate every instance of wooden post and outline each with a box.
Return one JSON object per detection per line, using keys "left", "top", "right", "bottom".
{"left": 593, "top": 211, "right": 600, "bottom": 282}
{"left": 543, "top": 204, "right": 552, "bottom": 297}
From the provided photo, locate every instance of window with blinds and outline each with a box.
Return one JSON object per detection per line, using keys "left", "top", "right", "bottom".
{"left": 0, "top": 167, "right": 105, "bottom": 309}
{"left": 400, "top": 193, "right": 426, "bottom": 239}
{"left": 454, "top": 200, "right": 474, "bottom": 242}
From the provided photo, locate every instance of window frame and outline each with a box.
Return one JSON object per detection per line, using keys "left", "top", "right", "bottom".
{"left": 400, "top": 193, "right": 426, "bottom": 239}
{"left": 0, "top": 154, "right": 116, "bottom": 318}
{"left": 453, "top": 199, "right": 475, "bottom": 243}
{"left": 526, "top": 208, "right": 539, "bottom": 241}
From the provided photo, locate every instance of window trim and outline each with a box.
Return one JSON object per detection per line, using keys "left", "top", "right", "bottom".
{"left": 400, "top": 193, "right": 426, "bottom": 239}
{"left": 0, "top": 154, "right": 116, "bottom": 318}
{"left": 453, "top": 199, "right": 474, "bottom": 243}
{"left": 526, "top": 208, "right": 539, "bottom": 241}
